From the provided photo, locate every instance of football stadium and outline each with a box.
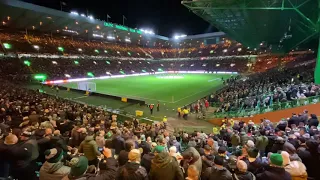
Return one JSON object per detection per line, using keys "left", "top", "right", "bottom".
{"left": 0, "top": 0, "right": 320, "bottom": 179}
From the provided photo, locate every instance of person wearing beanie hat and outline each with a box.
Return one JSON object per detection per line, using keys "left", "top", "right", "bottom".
{"left": 117, "top": 149, "right": 148, "bottom": 180}
{"left": 63, "top": 156, "right": 89, "bottom": 180}
{"left": 256, "top": 153, "right": 291, "bottom": 180}
{"left": 139, "top": 134, "right": 151, "bottom": 157}
{"left": 40, "top": 148, "right": 70, "bottom": 180}
{"left": 202, "top": 155, "right": 233, "bottom": 180}
{"left": 149, "top": 151, "right": 184, "bottom": 180}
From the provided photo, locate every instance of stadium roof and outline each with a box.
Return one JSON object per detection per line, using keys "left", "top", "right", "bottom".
{"left": 182, "top": 0, "right": 319, "bottom": 53}
{"left": 0, "top": 0, "right": 229, "bottom": 48}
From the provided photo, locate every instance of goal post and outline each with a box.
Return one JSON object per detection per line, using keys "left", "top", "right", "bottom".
{"left": 77, "top": 82, "right": 96, "bottom": 92}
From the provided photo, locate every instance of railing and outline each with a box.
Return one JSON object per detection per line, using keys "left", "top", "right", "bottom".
{"left": 209, "top": 95, "right": 320, "bottom": 118}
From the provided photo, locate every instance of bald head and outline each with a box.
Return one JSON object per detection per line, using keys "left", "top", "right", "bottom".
{"left": 5, "top": 134, "right": 18, "bottom": 145}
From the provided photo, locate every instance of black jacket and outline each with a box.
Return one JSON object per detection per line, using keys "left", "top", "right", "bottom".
{"left": 118, "top": 150, "right": 129, "bottom": 166}
{"left": 141, "top": 153, "right": 155, "bottom": 173}
{"left": 202, "top": 154, "right": 215, "bottom": 174}
{"left": 117, "top": 162, "right": 148, "bottom": 180}
{"left": 245, "top": 158, "right": 266, "bottom": 175}
{"left": 111, "top": 136, "right": 125, "bottom": 155}
{"left": 98, "top": 157, "right": 118, "bottom": 180}
{"left": 233, "top": 171, "right": 256, "bottom": 180}
{"left": 308, "top": 114, "right": 319, "bottom": 128}
{"left": 298, "top": 149, "right": 320, "bottom": 179}
{"left": 256, "top": 166, "right": 291, "bottom": 180}
{"left": 202, "top": 166, "right": 233, "bottom": 180}
{"left": 139, "top": 141, "right": 151, "bottom": 157}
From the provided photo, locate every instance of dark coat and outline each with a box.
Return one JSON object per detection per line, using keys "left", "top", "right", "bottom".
{"left": 149, "top": 152, "right": 184, "bottom": 180}
{"left": 233, "top": 171, "right": 256, "bottom": 180}
{"left": 245, "top": 158, "right": 266, "bottom": 175}
{"left": 297, "top": 149, "right": 320, "bottom": 180}
{"left": 202, "top": 166, "right": 233, "bottom": 180}
{"left": 139, "top": 141, "right": 151, "bottom": 157}
{"left": 118, "top": 150, "right": 129, "bottom": 166}
{"left": 308, "top": 114, "right": 319, "bottom": 128}
{"left": 98, "top": 157, "right": 118, "bottom": 180}
{"left": 117, "top": 162, "right": 148, "bottom": 180}
{"left": 202, "top": 154, "right": 215, "bottom": 174}
{"left": 141, "top": 153, "right": 155, "bottom": 173}
{"left": 256, "top": 166, "right": 292, "bottom": 180}
{"left": 112, "top": 135, "right": 125, "bottom": 155}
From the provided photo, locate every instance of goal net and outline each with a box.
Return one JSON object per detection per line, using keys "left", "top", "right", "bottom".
{"left": 77, "top": 82, "right": 96, "bottom": 92}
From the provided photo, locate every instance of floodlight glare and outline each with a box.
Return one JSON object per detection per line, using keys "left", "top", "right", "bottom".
{"left": 78, "top": 48, "right": 82, "bottom": 52}
{"left": 33, "top": 45, "right": 40, "bottom": 50}
{"left": 88, "top": 15, "right": 94, "bottom": 20}
{"left": 81, "top": 14, "right": 86, "bottom": 17}
{"left": 71, "top": 11, "right": 79, "bottom": 16}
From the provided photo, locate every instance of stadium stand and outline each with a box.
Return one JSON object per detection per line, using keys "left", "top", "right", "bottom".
{"left": 0, "top": 0, "right": 319, "bottom": 180}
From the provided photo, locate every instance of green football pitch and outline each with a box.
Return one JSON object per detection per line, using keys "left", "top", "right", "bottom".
{"left": 62, "top": 74, "right": 231, "bottom": 108}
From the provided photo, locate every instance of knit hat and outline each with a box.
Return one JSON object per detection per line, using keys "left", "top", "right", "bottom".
{"left": 69, "top": 156, "right": 89, "bottom": 177}
{"left": 128, "top": 149, "right": 141, "bottom": 162}
{"left": 44, "top": 148, "right": 63, "bottom": 163}
{"left": 270, "top": 153, "right": 283, "bottom": 167}
{"left": 153, "top": 145, "right": 165, "bottom": 153}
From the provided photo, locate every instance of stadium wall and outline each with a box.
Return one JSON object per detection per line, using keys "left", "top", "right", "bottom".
{"left": 208, "top": 103, "right": 320, "bottom": 126}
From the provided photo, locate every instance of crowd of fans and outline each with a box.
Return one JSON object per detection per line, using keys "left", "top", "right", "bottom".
{"left": 211, "top": 59, "right": 319, "bottom": 113}
{"left": 0, "top": 79, "right": 319, "bottom": 180}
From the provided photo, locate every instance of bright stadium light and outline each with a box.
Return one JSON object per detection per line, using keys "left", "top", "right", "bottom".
{"left": 65, "top": 74, "right": 71, "bottom": 78}
{"left": 3, "top": 43, "right": 11, "bottom": 49}
{"left": 33, "top": 45, "right": 40, "bottom": 50}
{"left": 216, "top": 64, "right": 220, "bottom": 67}
{"left": 71, "top": 11, "right": 79, "bottom": 16}
{"left": 237, "top": 48, "right": 242, "bottom": 52}
{"left": 52, "top": 61, "right": 57, "bottom": 65}
{"left": 104, "top": 50, "right": 108, "bottom": 53}
{"left": 24, "top": 60, "right": 31, "bottom": 66}
{"left": 140, "top": 29, "right": 155, "bottom": 35}
{"left": 87, "top": 72, "right": 94, "bottom": 77}
{"left": 93, "top": 61, "right": 97, "bottom": 65}
{"left": 81, "top": 14, "right": 86, "bottom": 17}
{"left": 78, "top": 48, "right": 82, "bottom": 52}
{"left": 106, "top": 72, "right": 111, "bottom": 75}
{"left": 125, "top": 38, "right": 131, "bottom": 42}
{"left": 107, "top": 36, "right": 116, "bottom": 40}
{"left": 58, "top": 47, "right": 64, "bottom": 52}
{"left": 88, "top": 15, "right": 94, "bottom": 20}
{"left": 74, "top": 60, "right": 79, "bottom": 65}
{"left": 174, "top": 34, "right": 187, "bottom": 40}
{"left": 94, "top": 49, "right": 99, "bottom": 53}
{"left": 223, "top": 49, "right": 228, "bottom": 53}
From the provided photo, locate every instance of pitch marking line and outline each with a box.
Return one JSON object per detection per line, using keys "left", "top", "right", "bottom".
{"left": 73, "top": 96, "right": 88, "bottom": 100}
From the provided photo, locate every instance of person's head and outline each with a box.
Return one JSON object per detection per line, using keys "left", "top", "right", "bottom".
{"left": 207, "top": 138, "right": 214, "bottom": 147}
{"left": 128, "top": 149, "right": 141, "bottom": 163}
{"left": 44, "top": 148, "right": 64, "bottom": 163}
{"left": 214, "top": 155, "right": 224, "bottom": 167}
{"left": 187, "top": 165, "right": 199, "bottom": 180}
{"left": 169, "top": 146, "right": 177, "bottom": 156}
{"left": 4, "top": 134, "right": 18, "bottom": 145}
{"left": 99, "top": 130, "right": 105, "bottom": 137}
{"left": 269, "top": 153, "right": 283, "bottom": 167}
{"left": 45, "top": 128, "right": 52, "bottom": 135}
{"left": 247, "top": 148, "right": 259, "bottom": 161}
{"left": 124, "top": 140, "right": 134, "bottom": 151}
{"left": 204, "top": 145, "right": 211, "bottom": 155}
{"left": 299, "top": 127, "right": 306, "bottom": 136}
{"left": 281, "top": 151, "right": 290, "bottom": 165}
{"left": 53, "top": 130, "right": 60, "bottom": 136}
{"left": 237, "top": 160, "right": 247, "bottom": 172}
{"left": 69, "top": 156, "right": 89, "bottom": 178}
{"left": 218, "top": 146, "right": 227, "bottom": 156}
{"left": 146, "top": 136, "right": 152, "bottom": 142}
{"left": 153, "top": 145, "right": 165, "bottom": 155}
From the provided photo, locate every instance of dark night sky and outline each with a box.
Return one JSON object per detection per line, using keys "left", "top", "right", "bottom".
{"left": 22, "top": 0, "right": 216, "bottom": 37}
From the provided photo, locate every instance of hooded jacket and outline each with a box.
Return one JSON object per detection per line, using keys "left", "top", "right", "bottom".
{"left": 202, "top": 166, "right": 233, "bottom": 180}
{"left": 202, "top": 154, "right": 215, "bottom": 174}
{"left": 39, "top": 161, "right": 71, "bottom": 180}
{"left": 149, "top": 152, "right": 184, "bottom": 180}
{"left": 79, "top": 136, "right": 101, "bottom": 161}
{"left": 284, "top": 161, "right": 307, "bottom": 180}
{"left": 117, "top": 162, "right": 148, "bottom": 180}
{"left": 256, "top": 166, "right": 292, "bottom": 180}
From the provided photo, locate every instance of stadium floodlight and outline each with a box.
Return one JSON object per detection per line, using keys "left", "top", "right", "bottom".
{"left": 190, "top": 64, "right": 194, "bottom": 67}
{"left": 24, "top": 60, "right": 31, "bottom": 67}
{"left": 88, "top": 15, "right": 94, "bottom": 20}
{"left": 93, "top": 34, "right": 103, "bottom": 38}
{"left": 33, "top": 45, "right": 40, "bottom": 50}
{"left": 106, "top": 72, "right": 111, "bottom": 75}
{"left": 131, "top": 70, "right": 135, "bottom": 73}
{"left": 74, "top": 60, "right": 79, "bottom": 65}
{"left": 118, "top": 61, "right": 121, "bottom": 64}
{"left": 127, "top": 52, "right": 131, "bottom": 56}
{"left": 125, "top": 38, "right": 131, "bottom": 42}
{"left": 223, "top": 49, "right": 228, "bottom": 53}
{"left": 173, "top": 34, "right": 187, "bottom": 40}
{"left": 94, "top": 49, "right": 99, "bottom": 53}
{"left": 107, "top": 36, "right": 116, "bottom": 40}
{"left": 65, "top": 74, "right": 71, "bottom": 78}
{"left": 58, "top": 47, "right": 64, "bottom": 52}
{"left": 210, "top": 50, "right": 214, "bottom": 54}
{"left": 34, "top": 74, "right": 47, "bottom": 81}
{"left": 237, "top": 48, "right": 242, "bottom": 52}
{"left": 104, "top": 50, "right": 108, "bottom": 53}
{"left": 52, "top": 61, "right": 58, "bottom": 65}
{"left": 230, "top": 63, "right": 235, "bottom": 67}
{"left": 78, "top": 48, "right": 82, "bottom": 52}
{"left": 93, "top": 61, "right": 97, "bottom": 65}
{"left": 106, "top": 61, "right": 110, "bottom": 64}
{"left": 71, "top": 11, "right": 79, "bottom": 16}
{"left": 129, "top": 61, "right": 132, "bottom": 64}
{"left": 140, "top": 29, "right": 155, "bottom": 35}
{"left": 87, "top": 72, "right": 94, "bottom": 77}
{"left": 3, "top": 43, "right": 11, "bottom": 49}
{"left": 81, "top": 14, "right": 86, "bottom": 17}
{"left": 254, "top": 48, "right": 257, "bottom": 51}
{"left": 216, "top": 64, "right": 220, "bottom": 67}
{"left": 117, "top": 51, "right": 120, "bottom": 54}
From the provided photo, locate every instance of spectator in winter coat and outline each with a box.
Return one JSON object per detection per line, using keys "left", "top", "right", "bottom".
{"left": 297, "top": 139, "right": 320, "bottom": 180}
{"left": 139, "top": 135, "right": 151, "bottom": 156}
{"left": 149, "top": 146, "right": 184, "bottom": 180}
{"left": 307, "top": 114, "right": 319, "bottom": 128}
{"left": 98, "top": 147, "right": 119, "bottom": 180}
{"left": 256, "top": 153, "right": 292, "bottom": 180}
{"left": 78, "top": 133, "right": 101, "bottom": 166}
{"left": 118, "top": 140, "right": 134, "bottom": 166}
{"left": 112, "top": 130, "right": 125, "bottom": 155}
{"left": 95, "top": 130, "right": 106, "bottom": 148}
{"left": 117, "top": 149, "right": 148, "bottom": 180}
{"left": 245, "top": 148, "right": 267, "bottom": 175}
{"left": 232, "top": 160, "right": 256, "bottom": 180}
{"left": 231, "top": 131, "right": 241, "bottom": 149}
{"left": 141, "top": 142, "right": 157, "bottom": 173}
{"left": 39, "top": 148, "right": 70, "bottom": 180}
{"left": 201, "top": 145, "right": 214, "bottom": 176}
{"left": 182, "top": 147, "right": 202, "bottom": 176}
{"left": 255, "top": 130, "right": 269, "bottom": 156}
{"left": 202, "top": 155, "right": 233, "bottom": 180}
{"left": 281, "top": 151, "right": 307, "bottom": 180}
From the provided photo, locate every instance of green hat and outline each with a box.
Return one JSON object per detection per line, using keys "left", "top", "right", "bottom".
{"left": 69, "top": 156, "right": 88, "bottom": 177}
{"left": 270, "top": 153, "right": 283, "bottom": 166}
{"left": 153, "top": 145, "right": 165, "bottom": 153}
